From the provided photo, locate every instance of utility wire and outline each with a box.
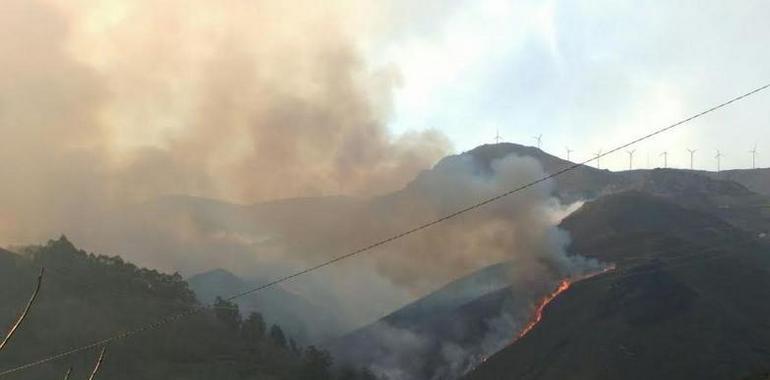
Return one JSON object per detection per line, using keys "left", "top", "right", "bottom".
{"left": 27, "top": 228, "right": 722, "bottom": 322}
{"left": 5, "top": 228, "right": 766, "bottom": 378}
{"left": 1, "top": 83, "right": 768, "bottom": 377}
{"left": 36, "top": 224, "right": 745, "bottom": 312}
{"left": 223, "top": 83, "right": 770, "bottom": 302}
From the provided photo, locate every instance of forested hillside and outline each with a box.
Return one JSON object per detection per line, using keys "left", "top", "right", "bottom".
{"left": 0, "top": 237, "right": 374, "bottom": 379}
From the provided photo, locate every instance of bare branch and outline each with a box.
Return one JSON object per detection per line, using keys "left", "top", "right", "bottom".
{"left": 0, "top": 267, "right": 44, "bottom": 351}
{"left": 63, "top": 367, "right": 72, "bottom": 380}
{"left": 87, "top": 347, "right": 107, "bottom": 380}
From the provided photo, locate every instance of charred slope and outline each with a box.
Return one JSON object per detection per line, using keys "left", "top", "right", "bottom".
{"left": 620, "top": 169, "right": 770, "bottom": 236}
{"left": 467, "top": 192, "right": 770, "bottom": 380}
{"left": 328, "top": 190, "right": 769, "bottom": 380}
{"left": 703, "top": 168, "right": 770, "bottom": 197}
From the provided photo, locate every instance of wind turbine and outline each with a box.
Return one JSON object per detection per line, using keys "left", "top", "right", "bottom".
{"left": 495, "top": 129, "right": 502, "bottom": 144}
{"left": 660, "top": 151, "right": 668, "bottom": 168}
{"left": 565, "top": 147, "right": 574, "bottom": 161}
{"left": 687, "top": 148, "right": 697, "bottom": 170}
{"left": 594, "top": 149, "right": 603, "bottom": 169}
{"left": 750, "top": 144, "right": 758, "bottom": 169}
{"left": 533, "top": 134, "right": 543, "bottom": 149}
{"left": 626, "top": 149, "right": 636, "bottom": 170}
{"left": 715, "top": 149, "right": 723, "bottom": 173}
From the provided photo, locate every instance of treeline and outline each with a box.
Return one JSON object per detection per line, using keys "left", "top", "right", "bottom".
{"left": 0, "top": 236, "right": 374, "bottom": 379}
{"left": 212, "top": 297, "right": 375, "bottom": 380}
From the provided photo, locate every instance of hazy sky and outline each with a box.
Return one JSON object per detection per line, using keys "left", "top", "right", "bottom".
{"left": 26, "top": 0, "right": 770, "bottom": 178}
{"left": 376, "top": 0, "right": 770, "bottom": 171}
{"left": 2, "top": 0, "right": 769, "bottom": 233}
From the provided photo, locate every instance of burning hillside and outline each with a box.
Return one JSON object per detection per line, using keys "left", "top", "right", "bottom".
{"left": 516, "top": 266, "right": 616, "bottom": 341}
{"left": 516, "top": 279, "right": 571, "bottom": 339}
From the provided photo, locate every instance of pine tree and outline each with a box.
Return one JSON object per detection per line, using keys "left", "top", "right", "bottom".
{"left": 299, "top": 345, "right": 333, "bottom": 380}
{"left": 289, "top": 338, "right": 300, "bottom": 355}
{"left": 269, "top": 324, "right": 287, "bottom": 348}
{"left": 241, "top": 312, "right": 266, "bottom": 347}
{"left": 213, "top": 297, "right": 241, "bottom": 331}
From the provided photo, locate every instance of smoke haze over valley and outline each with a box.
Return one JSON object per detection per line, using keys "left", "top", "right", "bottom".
{"left": 0, "top": 0, "right": 609, "bottom": 334}
{"left": 2, "top": 1, "right": 770, "bottom": 379}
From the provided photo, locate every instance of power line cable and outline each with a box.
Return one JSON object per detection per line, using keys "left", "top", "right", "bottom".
{"left": 37, "top": 224, "right": 747, "bottom": 310}
{"left": 1, "top": 83, "right": 768, "bottom": 377}
{"left": 2, "top": 230, "right": 767, "bottom": 377}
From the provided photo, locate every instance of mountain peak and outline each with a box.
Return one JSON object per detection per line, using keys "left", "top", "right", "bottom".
{"left": 462, "top": 143, "right": 571, "bottom": 172}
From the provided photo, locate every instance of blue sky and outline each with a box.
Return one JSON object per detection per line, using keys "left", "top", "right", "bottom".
{"left": 373, "top": 0, "right": 770, "bottom": 171}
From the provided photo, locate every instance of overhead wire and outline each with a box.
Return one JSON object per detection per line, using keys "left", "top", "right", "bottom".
{"left": 1, "top": 83, "right": 768, "bottom": 377}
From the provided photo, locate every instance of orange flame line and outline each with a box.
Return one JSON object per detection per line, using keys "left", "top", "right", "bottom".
{"left": 515, "top": 266, "right": 615, "bottom": 341}
{"left": 516, "top": 279, "right": 571, "bottom": 339}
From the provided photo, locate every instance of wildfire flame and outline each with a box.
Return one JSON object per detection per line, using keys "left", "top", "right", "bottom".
{"left": 516, "top": 279, "right": 572, "bottom": 339}
{"left": 466, "top": 265, "right": 616, "bottom": 376}
{"left": 515, "top": 265, "right": 616, "bottom": 341}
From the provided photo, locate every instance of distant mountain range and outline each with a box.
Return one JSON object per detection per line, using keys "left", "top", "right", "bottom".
{"left": 462, "top": 143, "right": 770, "bottom": 199}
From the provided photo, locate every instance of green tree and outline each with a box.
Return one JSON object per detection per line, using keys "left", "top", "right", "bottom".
{"left": 289, "top": 338, "right": 300, "bottom": 355}
{"left": 269, "top": 324, "right": 287, "bottom": 348}
{"left": 213, "top": 297, "right": 241, "bottom": 331}
{"left": 241, "top": 312, "right": 266, "bottom": 345}
{"left": 299, "top": 345, "right": 333, "bottom": 380}
{"left": 1, "top": 237, "right": 349, "bottom": 379}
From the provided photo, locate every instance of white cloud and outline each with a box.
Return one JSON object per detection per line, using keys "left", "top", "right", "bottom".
{"left": 378, "top": 0, "right": 770, "bottom": 170}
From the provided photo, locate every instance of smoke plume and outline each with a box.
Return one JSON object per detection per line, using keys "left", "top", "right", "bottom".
{"left": 324, "top": 153, "right": 605, "bottom": 379}
{"left": 0, "top": 0, "right": 449, "bottom": 246}
{"left": 1, "top": 3, "right": 604, "bottom": 372}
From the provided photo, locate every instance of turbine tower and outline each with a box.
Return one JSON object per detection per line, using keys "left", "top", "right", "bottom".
{"left": 533, "top": 134, "right": 543, "bottom": 149}
{"left": 660, "top": 151, "right": 668, "bottom": 168}
{"left": 565, "top": 147, "right": 573, "bottom": 161}
{"left": 626, "top": 149, "right": 636, "bottom": 170}
{"left": 687, "top": 148, "right": 697, "bottom": 170}
{"left": 495, "top": 129, "right": 502, "bottom": 144}
{"left": 715, "top": 149, "right": 723, "bottom": 173}
{"left": 750, "top": 144, "right": 758, "bottom": 169}
{"left": 594, "top": 149, "right": 602, "bottom": 169}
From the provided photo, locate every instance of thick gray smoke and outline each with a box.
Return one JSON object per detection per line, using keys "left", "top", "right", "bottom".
{"left": 325, "top": 153, "right": 605, "bottom": 379}
{"left": 0, "top": 0, "right": 449, "bottom": 247}
{"left": 274, "top": 153, "right": 599, "bottom": 295}
{"left": 2, "top": 1, "right": 603, "bottom": 374}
